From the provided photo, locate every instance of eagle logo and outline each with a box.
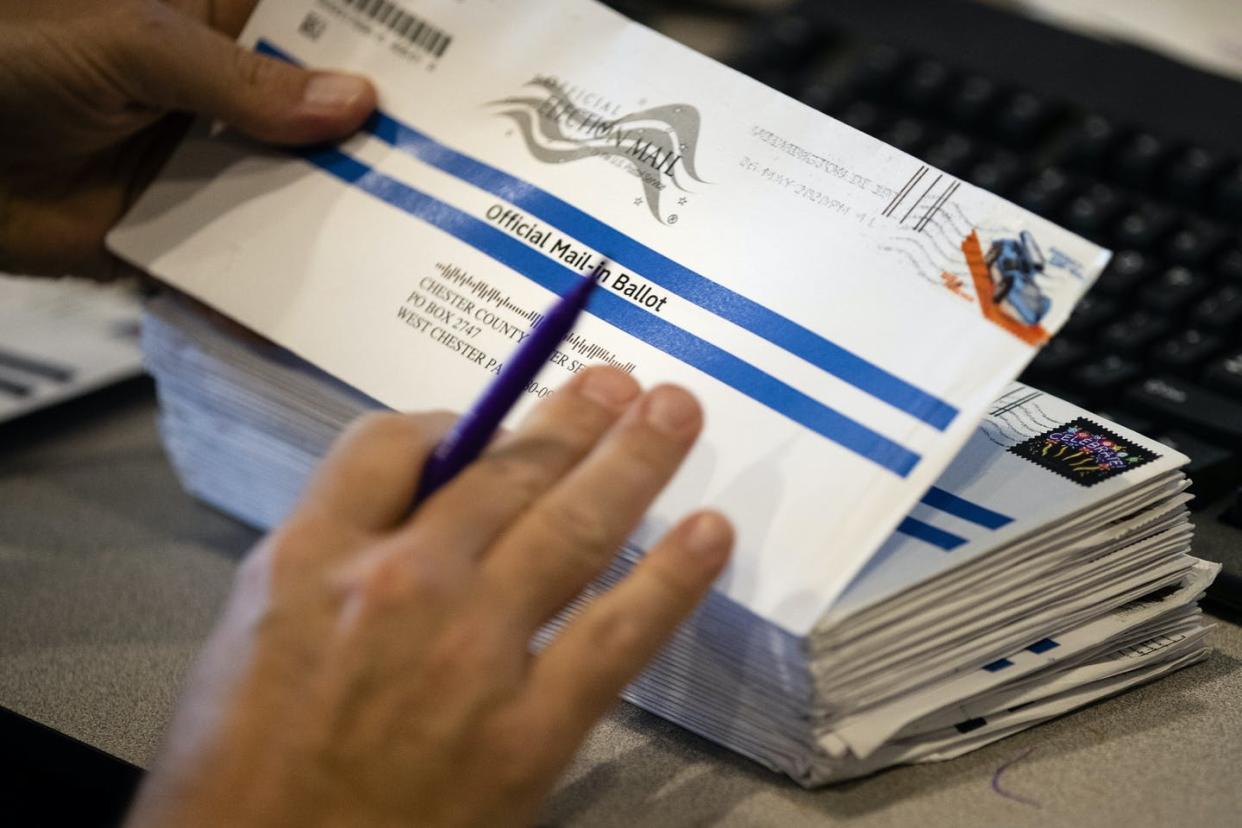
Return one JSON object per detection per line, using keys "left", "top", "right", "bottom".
{"left": 489, "top": 78, "right": 709, "bottom": 224}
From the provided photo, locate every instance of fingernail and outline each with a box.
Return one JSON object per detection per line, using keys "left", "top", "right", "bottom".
{"left": 683, "top": 512, "right": 733, "bottom": 563}
{"left": 642, "top": 386, "right": 700, "bottom": 435}
{"left": 577, "top": 367, "right": 640, "bottom": 410}
{"left": 304, "top": 73, "right": 370, "bottom": 110}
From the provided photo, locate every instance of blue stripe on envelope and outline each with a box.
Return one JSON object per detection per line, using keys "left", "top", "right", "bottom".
{"left": 895, "top": 517, "right": 967, "bottom": 551}
{"left": 255, "top": 40, "right": 960, "bottom": 432}
{"left": 306, "top": 148, "right": 921, "bottom": 475}
{"left": 920, "top": 487, "right": 1013, "bottom": 529}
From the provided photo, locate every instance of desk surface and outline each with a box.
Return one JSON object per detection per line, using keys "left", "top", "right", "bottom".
{"left": 2, "top": 385, "right": 1241, "bottom": 827}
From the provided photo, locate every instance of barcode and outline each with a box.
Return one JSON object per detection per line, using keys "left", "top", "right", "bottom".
{"left": 341, "top": 0, "right": 452, "bottom": 58}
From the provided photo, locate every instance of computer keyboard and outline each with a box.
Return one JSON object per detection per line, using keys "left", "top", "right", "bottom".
{"left": 608, "top": 0, "right": 1242, "bottom": 610}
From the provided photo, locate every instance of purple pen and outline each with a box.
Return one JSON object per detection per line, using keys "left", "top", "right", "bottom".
{"left": 412, "top": 271, "right": 600, "bottom": 505}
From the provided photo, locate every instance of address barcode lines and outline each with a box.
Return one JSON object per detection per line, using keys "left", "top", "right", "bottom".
{"left": 341, "top": 0, "right": 452, "bottom": 58}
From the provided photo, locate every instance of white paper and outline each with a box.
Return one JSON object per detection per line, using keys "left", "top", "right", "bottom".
{"left": 0, "top": 275, "right": 144, "bottom": 423}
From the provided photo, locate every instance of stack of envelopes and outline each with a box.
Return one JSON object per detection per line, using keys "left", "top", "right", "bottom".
{"left": 143, "top": 294, "right": 1218, "bottom": 786}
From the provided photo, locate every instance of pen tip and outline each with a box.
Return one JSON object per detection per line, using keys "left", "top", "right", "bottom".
{"left": 570, "top": 262, "right": 603, "bottom": 305}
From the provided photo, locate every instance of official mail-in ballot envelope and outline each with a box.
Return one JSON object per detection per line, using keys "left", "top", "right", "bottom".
{"left": 108, "top": 0, "right": 1109, "bottom": 635}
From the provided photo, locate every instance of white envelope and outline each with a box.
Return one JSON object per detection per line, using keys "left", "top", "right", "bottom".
{"left": 109, "top": 0, "right": 1109, "bottom": 634}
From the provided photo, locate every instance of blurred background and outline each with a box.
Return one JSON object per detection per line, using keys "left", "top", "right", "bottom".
{"left": 3, "top": 1, "right": 1242, "bottom": 824}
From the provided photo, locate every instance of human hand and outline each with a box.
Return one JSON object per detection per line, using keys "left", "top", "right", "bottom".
{"left": 125, "top": 366, "right": 733, "bottom": 828}
{"left": 0, "top": 0, "right": 376, "bottom": 279}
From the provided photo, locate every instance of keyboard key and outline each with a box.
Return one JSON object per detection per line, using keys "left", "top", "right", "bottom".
{"left": 1154, "top": 430, "right": 1238, "bottom": 507}
{"left": 1213, "top": 239, "right": 1242, "bottom": 282}
{"left": 797, "top": 79, "right": 854, "bottom": 115}
{"left": 1016, "top": 168, "right": 1074, "bottom": 216}
{"left": 966, "top": 150, "right": 1025, "bottom": 194}
{"left": 1062, "top": 293, "right": 1118, "bottom": 338}
{"left": 1110, "top": 132, "right": 1167, "bottom": 188}
{"left": 1162, "top": 146, "right": 1220, "bottom": 206}
{"left": 1099, "top": 310, "right": 1168, "bottom": 353}
{"left": 1096, "top": 409, "right": 1157, "bottom": 435}
{"left": 1191, "top": 284, "right": 1242, "bottom": 330}
{"left": 732, "top": 11, "right": 823, "bottom": 77}
{"left": 1024, "top": 336, "right": 1087, "bottom": 381}
{"left": 1149, "top": 329, "right": 1222, "bottom": 374}
{"left": 1079, "top": 182, "right": 1124, "bottom": 216}
{"left": 1062, "top": 186, "right": 1123, "bottom": 238}
{"left": 922, "top": 132, "right": 977, "bottom": 176}
{"left": 1094, "top": 249, "right": 1153, "bottom": 296}
{"left": 766, "top": 13, "right": 822, "bottom": 57}
{"left": 995, "top": 91, "right": 1053, "bottom": 147}
{"left": 1212, "top": 163, "right": 1242, "bottom": 221}
{"left": 1125, "top": 376, "right": 1242, "bottom": 448}
{"left": 1165, "top": 220, "right": 1226, "bottom": 267}
{"left": 883, "top": 116, "right": 934, "bottom": 154}
{"left": 846, "top": 44, "right": 905, "bottom": 97}
{"left": 839, "top": 100, "right": 888, "bottom": 135}
{"left": 1058, "top": 115, "right": 1117, "bottom": 172}
{"left": 1113, "top": 205, "right": 1175, "bottom": 250}
{"left": 900, "top": 59, "right": 952, "bottom": 111}
{"left": 1062, "top": 197, "right": 1108, "bottom": 239}
{"left": 1140, "top": 266, "right": 1210, "bottom": 311}
{"left": 1072, "top": 354, "right": 1141, "bottom": 397}
{"left": 947, "top": 75, "right": 998, "bottom": 128}
{"left": 1204, "top": 350, "right": 1242, "bottom": 399}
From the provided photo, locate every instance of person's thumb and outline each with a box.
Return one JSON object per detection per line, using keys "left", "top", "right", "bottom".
{"left": 116, "top": 4, "right": 376, "bottom": 145}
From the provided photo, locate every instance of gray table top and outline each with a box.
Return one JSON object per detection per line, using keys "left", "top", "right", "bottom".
{"left": 2, "top": 384, "right": 1242, "bottom": 827}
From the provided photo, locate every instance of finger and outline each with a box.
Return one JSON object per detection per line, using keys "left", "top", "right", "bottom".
{"left": 522, "top": 511, "right": 732, "bottom": 745}
{"left": 396, "top": 365, "right": 640, "bottom": 558}
{"left": 298, "top": 411, "right": 456, "bottom": 533}
{"left": 113, "top": 2, "right": 375, "bottom": 145}
{"left": 0, "top": 131, "right": 158, "bottom": 279}
{"left": 0, "top": 101, "right": 190, "bottom": 279}
{"left": 198, "top": 0, "right": 262, "bottom": 37}
{"left": 480, "top": 385, "right": 703, "bottom": 626}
